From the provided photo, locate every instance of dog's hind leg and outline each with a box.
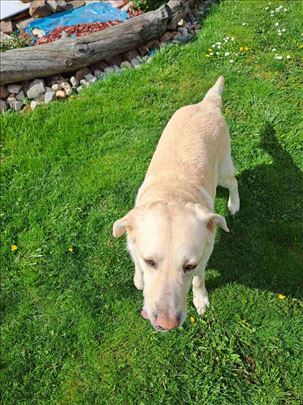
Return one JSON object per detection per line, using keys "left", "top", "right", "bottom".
{"left": 218, "top": 153, "right": 240, "bottom": 215}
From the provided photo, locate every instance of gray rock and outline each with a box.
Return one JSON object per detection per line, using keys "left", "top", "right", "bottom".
{"left": 37, "top": 94, "right": 46, "bottom": 104}
{"left": 51, "top": 83, "right": 59, "bottom": 91}
{"left": 45, "top": 91, "right": 55, "bottom": 104}
{"left": 16, "top": 91, "right": 25, "bottom": 101}
{"left": 84, "top": 73, "right": 97, "bottom": 83}
{"left": 0, "top": 100, "right": 8, "bottom": 113}
{"left": 66, "top": 88, "right": 73, "bottom": 96}
{"left": 131, "top": 58, "right": 141, "bottom": 68}
{"left": 27, "top": 79, "right": 45, "bottom": 99}
{"left": 47, "top": 0, "right": 66, "bottom": 12}
{"left": 8, "top": 98, "right": 23, "bottom": 111}
{"left": 77, "top": 86, "right": 83, "bottom": 93}
{"left": 70, "top": 76, "right": 79, "bottom": 87}
{"left": 80, "top": 79, "right": 90, "bottom": 87}
{"left": 120, "top": 61, "right": 133, "bottom": 69}
{"left": 14, "top": 101, "right": 24, "bottom": 112}
{"left": 7, "top": 96, "right": 16, "bottom": 108}
{"left": 7, "top": 84, "right": 22, "bottom": 95}
{"left": 61, "top": 82, "right": 71, "bottom": 91}
{"left": 104, "top": 67, "right": 115, "bottom": 74}
{"left": 113, "top": 65, "right": 121, "bottom": 73}
{"left": 94, "top": 69, "right": 103, "bottom": 78}
{"left": 67, "top": 0, "right": 85, "bottom": 10}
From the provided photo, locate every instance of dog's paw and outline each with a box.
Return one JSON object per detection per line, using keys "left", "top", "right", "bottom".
{"left": 193, "top": 294, "right": 210, "bottom": 315}
{"left": 228, "top": 198, "right": 240, "bottom": 215}
{"left": 134, "top": 273, "right": 144, "bottom": 290}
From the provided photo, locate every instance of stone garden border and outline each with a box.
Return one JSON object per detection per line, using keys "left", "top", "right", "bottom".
{"left": 0, "top": 0, "right": 218, "bottom": 112}
{"left": 0, "top": 0, "right": 213, "bottom": 85}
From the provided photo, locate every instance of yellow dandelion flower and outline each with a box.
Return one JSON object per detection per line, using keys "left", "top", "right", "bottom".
{"left": 205, "top": 54, "right": 211, "bottom": 58}
{"left": 299, "top": 44, "right": 303, "bottom": 49}
{"left": 278, "top": 293, "right": 286, "bottom": 300}
{"left": 68, "top": 246, "right": 74, "bottom": 253}
{"left": 190, "top": 316, "right": 196, "bottom": 323}
{"left": 240, "top": 47, "right": 244, "bottom": 51}
{"left": 208, "top": 48, "right": 212, "bottom": 52}
{"left": 244, "top": 47, "right": 249, "bottom": 51}
{"left": 11, "top": 244, "right": 18, "bottom": 251}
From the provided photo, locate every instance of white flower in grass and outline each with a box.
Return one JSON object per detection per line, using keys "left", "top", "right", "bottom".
{"left": 286, "top": 55, "right": 291, "bottom": 59}
{"left": 278, "top": 32, "right": 282, "bottom": 36}
{"left": 229, "top": 59, "right": 234, "bottom": 63}
{"left": 210, "top": 52, "right": 213, "bottom": 56}
{"left": 224, "top": 52, "right": 230, "bottom": 56}
{"left": 231, "top": 37, "right": 235, "bottom": 41}
{"left": 265, "top": 7, "right": 269, "bottom": 10}
{"left": 275, "top": 22, "right": 279, "bottom": 26}
{"left": 242, "top": 23, "right": 247, "bottom": 26}
{"left": 272, "top": 48, "right": 276, "bottom": 52}
{"left": 216, "top": 52, "right": 220, "bottom": 55}
{"left": 282, "top": 28, "right": 286, "bottom": 32}
{"left": 274, "top": 55, "right": 283, "bottom": 60}
{"left": 284, "top": 8, "right": 287, "bottom": 12}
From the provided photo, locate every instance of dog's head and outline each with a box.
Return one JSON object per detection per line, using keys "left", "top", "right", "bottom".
{"left": 113, "top": 202, "right": 228, "bottom": 331}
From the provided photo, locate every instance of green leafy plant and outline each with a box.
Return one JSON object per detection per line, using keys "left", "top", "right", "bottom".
{"left": 0, "top": 33, "right": 31, "bottom": 52}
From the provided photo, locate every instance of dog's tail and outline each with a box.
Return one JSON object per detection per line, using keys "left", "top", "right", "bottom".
{"left": 202, "top": 76, "right": 224, "bottom": 108}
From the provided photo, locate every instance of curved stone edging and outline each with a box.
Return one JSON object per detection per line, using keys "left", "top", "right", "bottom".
{"left": 0, "top": 0, "right": 218, "bottom": 113}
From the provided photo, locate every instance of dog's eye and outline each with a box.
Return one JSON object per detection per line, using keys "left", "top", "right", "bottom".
{"left": 183, "top": 263, "right": 197, "bottom": 272}
{"left": 144, "top": 258, "right": 156, "bottom": 268}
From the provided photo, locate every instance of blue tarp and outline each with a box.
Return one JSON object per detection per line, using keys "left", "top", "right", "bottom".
{"left": 25, "top": 2, "right": 129, "bottom": 36}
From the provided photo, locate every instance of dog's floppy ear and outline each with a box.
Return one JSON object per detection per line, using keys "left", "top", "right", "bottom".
{"left": 112, "top": 209, "right": 135, "bottom": 238}
{"left": 190, "top": 203, "right": 229, "bottom": 233}
{"left": 206, "top": 213, "right": 229, "bottom": 232}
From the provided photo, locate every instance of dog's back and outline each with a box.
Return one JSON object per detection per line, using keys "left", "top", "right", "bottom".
{"left": 141, "top": 77, "right": 230, "bottom": 201}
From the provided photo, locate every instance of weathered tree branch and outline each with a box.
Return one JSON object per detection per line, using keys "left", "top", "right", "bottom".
{"left": 0, "top": 1, "right": 201, "bottom": 85}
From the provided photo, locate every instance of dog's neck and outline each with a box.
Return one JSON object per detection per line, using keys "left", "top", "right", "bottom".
{"left": 136, "top": 176, "right": 214, "bottom": 212}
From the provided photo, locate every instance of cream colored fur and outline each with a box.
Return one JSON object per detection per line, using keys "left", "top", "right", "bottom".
{"left": 113, "top": 76, "right": 240, "bottom": 332}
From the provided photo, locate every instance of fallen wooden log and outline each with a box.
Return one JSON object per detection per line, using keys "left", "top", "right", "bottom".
{"left": 0, "top": 0, "right": 200, "bottom": 85}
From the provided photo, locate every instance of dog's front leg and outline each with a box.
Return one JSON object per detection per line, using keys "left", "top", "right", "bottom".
{"left": 127, "top": 238, "right": 144, "bottom": 290}
{"left": 192, "top": 268, "right": 209, "bottom": 315}
{"left": 134, "top": 264, "right": 144, "bottom": 291}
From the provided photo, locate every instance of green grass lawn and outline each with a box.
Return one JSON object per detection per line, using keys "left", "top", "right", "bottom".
{"left": 1, "top": 0, "right": 303, "bottom": 403}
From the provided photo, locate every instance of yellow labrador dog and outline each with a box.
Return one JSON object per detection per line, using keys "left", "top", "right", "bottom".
{"left": 113, "top": 76, "right": 239, "bottom": 332}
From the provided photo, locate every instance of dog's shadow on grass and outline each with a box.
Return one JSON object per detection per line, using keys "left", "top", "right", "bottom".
{"left": 208, "top": 123, "right": 303, "bottom": 298}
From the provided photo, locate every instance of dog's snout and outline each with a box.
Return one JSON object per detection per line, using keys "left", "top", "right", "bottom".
{"left": 154, "top": 312, "right": 181, "bottom": 331}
